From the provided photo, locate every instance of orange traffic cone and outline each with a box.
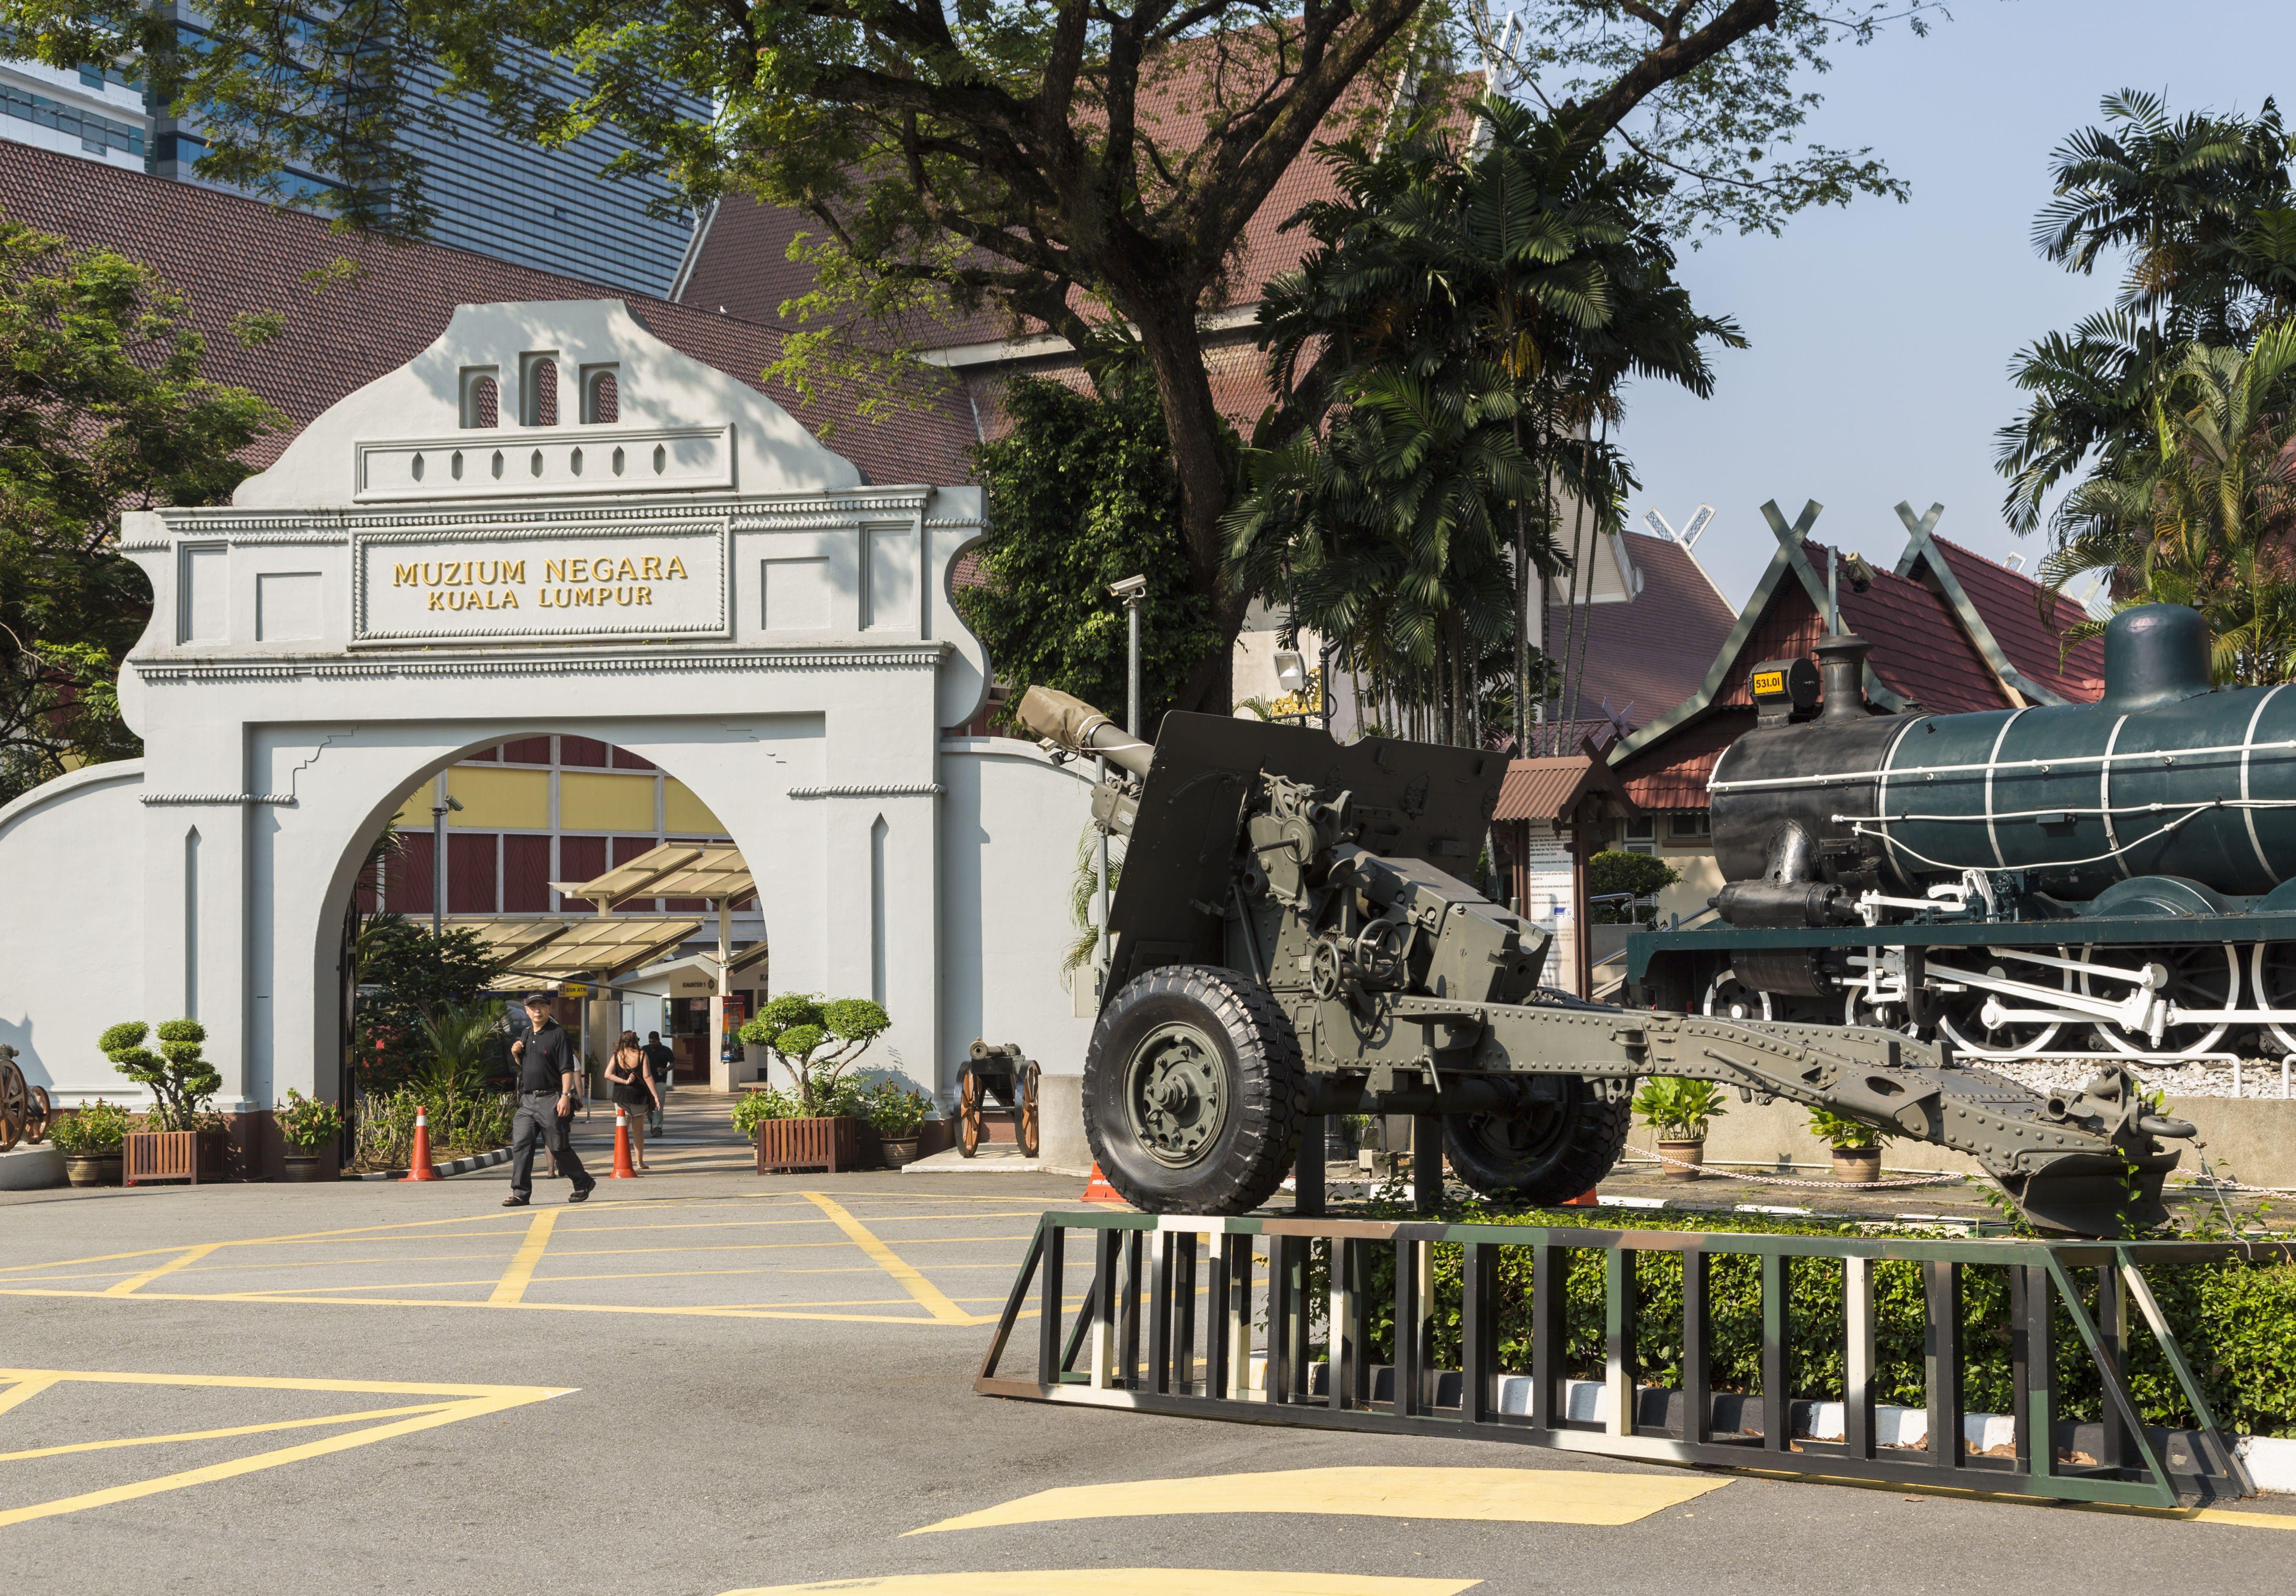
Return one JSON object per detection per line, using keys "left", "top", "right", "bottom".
{"left": 1080, "top": 1161, "right": 1125, "bottom": 1205}
{"left": 608, "top": 1105, "right": 637, "bottom": 1179}
{"left": 1561, "top": 1187, "right": 1599, "bottom": 1206}
{"left": 401, "top": 1103, "right": 439, "bottom": 1182}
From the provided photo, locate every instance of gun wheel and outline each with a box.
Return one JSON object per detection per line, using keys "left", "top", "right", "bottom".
{"left": 1443, "top": 1077, "right": 1630, "bottom": 1205}
{"left": 1083, "top": 964, "right": 1305, "bottom": 1214}
{"left": 1018, "top": 1062, "right": 1041, "bottom": 1158}
{"left": 957, "top": 1065, "right": 982, "bottom": 1157}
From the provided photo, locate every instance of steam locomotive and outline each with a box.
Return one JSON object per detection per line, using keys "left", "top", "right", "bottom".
{"left": 1626, "top": 604, "right": 2296, "bottom": 1062}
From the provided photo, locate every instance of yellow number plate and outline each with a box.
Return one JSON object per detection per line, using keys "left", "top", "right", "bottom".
{"left": 1750, "top": 668, "right": 1787, "bottom": 696}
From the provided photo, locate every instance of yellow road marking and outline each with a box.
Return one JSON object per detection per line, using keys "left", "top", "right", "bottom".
{"left": 0, "top": 1371, "right": 64, "bottom": 1417}
{"left": 488, "top": 1210, "right": 559, "bottom": 1305}
{"left": 909, "top": 1466, "right": 1730, "bottom": 1535}
{"left": 0, "top": 1402, "right": 456, "bottom": 1461}
{"left": 102, "top": 1244, "right": 223, "bottom": 1297}
{"left": 803, "top": 1192, "right": 974, "bottom": 1325}
{"left": 721, "top": 1574, "right": 1481, "bottom": 1595}
{"left": 0, "top": 1287, "right": 978, "bottom": 1326}
{"left": 0, "top": 1369, "right": 566, "bottom": 1528}
{"left": 2193, "top": 1509, "right": 2296, "bottom": 1531}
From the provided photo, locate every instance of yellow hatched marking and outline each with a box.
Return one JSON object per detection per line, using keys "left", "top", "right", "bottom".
{"left": 0, "top": 1402, "right": 455, "bottom": 1461}
{"left": 103, "top": 1243, "right": 223, "bottom": 1297}
{"left": 0, "top": 1288, "right": 974, "bottom": 1325}
{"left": 0, "top": 1369, "right": 566, "bottom": 1528}
{"left": 803, "top": 1192, "right": 973, "bottom": 1324}
{"left": 0, "top": 1372, "right": 65, "bottom": 1418}
{"left": 722, "top": 1574, "right": 1481, "bottom": 1595}
{"left": 909, "top": 1466, "right": 1730, "bottom": 1535}
{"left": 488, "top": 1210, "right": 559, "bottom": 1305}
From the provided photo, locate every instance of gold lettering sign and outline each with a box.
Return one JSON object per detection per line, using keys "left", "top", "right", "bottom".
{"left": 354, "top": 524, "right": 728, "bottom": 645}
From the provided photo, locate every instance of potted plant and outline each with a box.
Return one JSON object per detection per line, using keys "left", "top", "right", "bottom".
{"left": 1632, "top": 1075, "right": 1728, "bottom": 1180}
{"left": 277, "top": 1088, "right": 343, "bottom": 1181}
{"left": 104, "top": 1019, "right": 228, "bottom": 1184}
{"left": 51, "top": 1099, "right": 131, "bottom": 1186}
{"left": 737, "top": 996, "right": 890, "bottom": 1174}
{"left": 865, "top": 1081, "right": 933, "bottom": 1168}
{"left": 1808, "top": 1107, "right": 1891, "bottom": 1184}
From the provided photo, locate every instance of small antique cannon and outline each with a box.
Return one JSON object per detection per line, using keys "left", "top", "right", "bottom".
{"left": 959, "top": 1040, "right": 1041, "bottom": 1158}
{"left": 0, "top": 1044, "right": 51, "bottom": 1151}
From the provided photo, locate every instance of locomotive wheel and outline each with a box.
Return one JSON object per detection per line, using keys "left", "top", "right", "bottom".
{"left": 957, "top": 1065, "right": 983, "bottom": 1157}
{"left": 2086, "top": 942, "right": 2238, "bottom": 1060}
{"left": 1936, "top": 947, "right": 2069, "bottom": 1060}
{"left": 1082, "top": 964, "right": 1305, "bottom": 1214}
{"left": 1443, "top": 1077, "right": 1630, "bottom": 1205}
{"left": 2253, "top": 942, "right": 2296, "bottom": 1055}
{"left": 1018, "top": 1061, "right": 1041, "bottom": 1158}
{"left": 1702, "top": 970, "right": 1771, "bottom": 1022}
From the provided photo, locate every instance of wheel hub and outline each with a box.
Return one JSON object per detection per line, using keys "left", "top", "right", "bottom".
{"left": 1124, "top": 1022, "right": 1228, "bottom": 1167}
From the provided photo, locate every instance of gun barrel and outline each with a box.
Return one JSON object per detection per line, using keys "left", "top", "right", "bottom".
{"left": 1014, "top": 686, "right": 1154, "bottom": 779}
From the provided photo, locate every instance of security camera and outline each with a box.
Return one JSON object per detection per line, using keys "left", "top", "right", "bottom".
{"left": 1108, "top": 574, "right": 1149, "bottom": 600}
{"left": 446, "top": 795, "right": 465, "bottom": 812}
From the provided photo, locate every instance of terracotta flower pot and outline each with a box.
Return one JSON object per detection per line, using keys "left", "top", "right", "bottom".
{"left": 1831, "top": 1145, "right": 1882, "bottom": 1184}
{"left": 64, "top": 1153, "right": 121, "bottom": 1187}
{"left": 880, "top": 1136, "right": 923, "bottom": 1168}
{"left": 1658, "top": 1138, "right": 1705, "bottom": 1180}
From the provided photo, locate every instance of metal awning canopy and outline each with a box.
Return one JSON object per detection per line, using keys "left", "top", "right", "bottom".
{"left": 550, "top": 842, "right": 755, "bottom": 914}
{"left": 453, "top": 916, "right": 705, "bottom": 982}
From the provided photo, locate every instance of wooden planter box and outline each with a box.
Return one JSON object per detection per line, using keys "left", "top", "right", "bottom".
{"left": 123, "top": 1129, "right": 226, "bottom": 1186}
{"left": 754, "top": 1116, "right": 862, "bottom": 1174}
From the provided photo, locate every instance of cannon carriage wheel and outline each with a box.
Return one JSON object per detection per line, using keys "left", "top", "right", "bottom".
{"left": 957, "top": 1065, "right": 984, "bottom": 1157}
{"left": 1081, "top": 964, "right": 1306, "bottom": 1214}
{"left": 0, "top": 1052, "right": 47, "bottom": 1152}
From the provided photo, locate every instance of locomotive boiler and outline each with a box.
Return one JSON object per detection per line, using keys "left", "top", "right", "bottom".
{"left": 1629, "top": 604, "right": 2296, "bottom": 1062}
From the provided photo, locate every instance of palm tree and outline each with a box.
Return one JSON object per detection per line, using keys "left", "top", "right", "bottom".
{"left": 2042, "top": 321, "right": 2296, "bottom": 684}
{"left": 1229, "top": 96, "right": 1738, "bottom": 748}
{"left": 1999, "top": 91, "right": 2294, "bottom": 536}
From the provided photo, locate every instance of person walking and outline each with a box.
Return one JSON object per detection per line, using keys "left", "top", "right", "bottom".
{"left": 506, "top": 993, "right": 594, "bottom": 1206}
{"left": 643, "top": 1030, "right": 675, "bottom": 1135}
{"left": 605, "top": 1030, "right": 661, "bottom": 1171}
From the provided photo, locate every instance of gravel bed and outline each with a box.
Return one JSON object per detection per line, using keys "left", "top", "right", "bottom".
{"left": 1991, "top": 1056, "right": 2296, "bottom": 1100}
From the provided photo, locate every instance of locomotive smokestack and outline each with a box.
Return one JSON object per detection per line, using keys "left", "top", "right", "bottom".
{"left": 1812, "top": 634, "right": 1873, "bottom": 721}
{"left": 2104, "top": 604, "right": 2213, "bottom": 711}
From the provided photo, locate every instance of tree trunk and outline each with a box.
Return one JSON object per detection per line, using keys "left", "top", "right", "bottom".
{"left": 1131, "top": 293, "right": 1243, "bottom": 716}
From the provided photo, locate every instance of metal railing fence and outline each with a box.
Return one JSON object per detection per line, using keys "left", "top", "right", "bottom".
{"left": 976, "top": 1210, "right": 2261, "bottom": 1507}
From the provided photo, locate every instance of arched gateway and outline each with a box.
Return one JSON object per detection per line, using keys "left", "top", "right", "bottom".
{"left": 0, "top": 299, "right": 1093, "bottom": 1173}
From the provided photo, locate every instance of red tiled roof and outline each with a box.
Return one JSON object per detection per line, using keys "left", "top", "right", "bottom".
{"left": 0, "top": 141, "right": 976, "bottom": 488}
{"left": 1546, "top": 534, "right": 1737, "bottom": 729}
{"left": 1493, "top": 753, "right": 1627, "bottom": 823}
{"left": 1617, "top": 710, "right": 1748, "bottom": 810}
{"left": 1932, "top": 536, "right": 2106, "bottom": 703}
{"left": 1814, "top": 542, "right": 2015, "bottom": 715}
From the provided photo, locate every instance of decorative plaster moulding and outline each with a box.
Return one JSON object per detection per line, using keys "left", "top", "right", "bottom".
{"left": 353, "top": 423, "right": 736, "bottom": 503}
{"left": 134, "top": 643, "right": 948, "bottom": 685}
{"left": 785, "top": 782, "right": 947, "bottom": 799}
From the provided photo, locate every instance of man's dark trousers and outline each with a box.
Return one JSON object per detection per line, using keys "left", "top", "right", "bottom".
{"left": 509, "top": 1090, "right": 591, "bottom": 1200}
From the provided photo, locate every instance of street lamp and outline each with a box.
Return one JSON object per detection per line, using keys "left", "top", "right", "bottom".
{"left": 430, "top": 777, "right": 464, "bottom": 937}
{"left": 1108, "top": 573, "right": 1148, "bottom": 735}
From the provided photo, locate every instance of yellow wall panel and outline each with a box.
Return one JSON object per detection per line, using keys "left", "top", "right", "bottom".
{"left": 391, "top": 786, "right": 430, "bottom": 829}
{"left": 443, "top": 766, "right": 551, "bottom": 829}
{"left": 663, "top": 778, "right": 723, "bottom": 834}
{"left": 559, "top": 771, "right": 658, "bottom": 832}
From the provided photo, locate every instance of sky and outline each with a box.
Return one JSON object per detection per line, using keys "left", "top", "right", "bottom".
{"left": 1618, "top": 0, "right": 2296, "bottom": 608}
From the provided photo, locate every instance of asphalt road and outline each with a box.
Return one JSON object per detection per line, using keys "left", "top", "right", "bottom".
{"left": 3, "top": 1119, "right": 2291, "bottom": 1595}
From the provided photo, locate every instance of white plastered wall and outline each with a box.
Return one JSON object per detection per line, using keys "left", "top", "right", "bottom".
{"left": 0, "top": 299, "right": 1091, "bottom": 1129}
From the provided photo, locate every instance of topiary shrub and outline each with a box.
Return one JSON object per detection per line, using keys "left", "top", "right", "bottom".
{"left": 100, "top": 1018, "right": 221, "bottom": 1131}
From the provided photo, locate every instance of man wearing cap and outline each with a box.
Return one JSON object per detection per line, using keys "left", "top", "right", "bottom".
{"left": 505, "top": 992, "right": 594, "bottom": 1207}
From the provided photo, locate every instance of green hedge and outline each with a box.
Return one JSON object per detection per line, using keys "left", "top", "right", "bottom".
{"left": 1331, "top": 1204, "right": 2296, "bottom": 1438}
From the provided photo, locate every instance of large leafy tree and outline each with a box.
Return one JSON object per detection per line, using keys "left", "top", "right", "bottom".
{"left": 3, "top": 1, "right": 1931, "bottom": 712}
{"left": 961, "top": 366, "right": 1220, "bottom": 734}
{"left": 1997, "top": 91, "right": 2296, "bottom": 537}
{"left": 0, "top": 220, "right": 282, "bottom": 804}
{"left": 1226, "top": 98, "right": 1738, "bottom": 746}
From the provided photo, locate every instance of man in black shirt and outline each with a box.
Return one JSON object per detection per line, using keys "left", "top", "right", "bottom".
{"left": 642, "top": 1031, "right": 675, "bottom": 1134}
{"left": 505, "top": 993, "right": 594, "bottom": 1206}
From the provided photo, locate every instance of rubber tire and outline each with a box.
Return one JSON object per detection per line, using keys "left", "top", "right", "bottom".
{"left": 1083, "top": 964, "right": 1307, "bottom": 1214}
{"left": 1443, "top": 1077, "right": 1630, "bottom": 1205}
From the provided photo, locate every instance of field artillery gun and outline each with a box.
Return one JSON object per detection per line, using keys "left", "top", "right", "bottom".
{"left": 1017, "top": 688, "right": 2198, "bottom": 1236}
